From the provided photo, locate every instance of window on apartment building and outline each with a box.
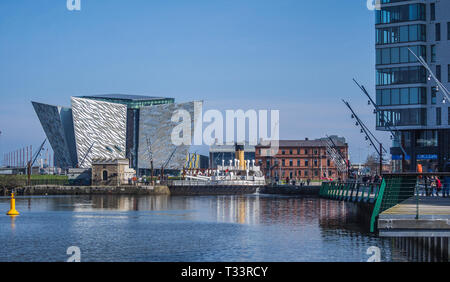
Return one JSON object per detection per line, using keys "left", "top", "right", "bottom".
{"left": 289, "top": 149, "right": 293, "bottom": 155}
{"left": 298, "top": 170, "right": 302, "bottom": 177}
{"left": 327, "top": 159, "right": 331, "bottom": 167}
{"left": 436, "top": 65, "right": 441, "bottom": 81}
{"left": 448, "top": 65, "right": 450, "bottom": 82}
{"left": 448, "top": 22, "right": 450, "bottom": 40}
{"left": 314, "top": 170, "right": 318, "bottom": 177}
{"left": 431, "top": 45, "right": 436, "bottom": 62}
{"left": 305, "top": 160, "right": 309, "bottom": 167}
{"left": 304, "top": 171, "right": 308, "bottom": 176}
{"left": 314, "top": 159, "right": 318, "bottom": 166}
{"left": 289, "top": 160, "right": 293, "bottom": 167}
{"left": 437, "top": 108, "right": 442, "bottom": 126}
{"left": 281, "top": 150, "right": 285, "bottom": 155}
{"left": 431, "top": 3, "right": 435, "bottom": 21}
{"left": 432, "top": 87, "right": 437, "bottom": 104}
{"left": 282, "top": 159, "right": 285, "bottom": 167}
{"left": 304, "top": 149, "right": 308, "bottom": 155}
{"left": 297, "top": 160, "right": 300, "bottom": 167}
{"left": 436, "top": 23, "right": 441, "bottom": 41}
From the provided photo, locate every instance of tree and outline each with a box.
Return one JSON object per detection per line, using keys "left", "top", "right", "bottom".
{"left": 365, "top": 153, "right": 380, "bottom": 175}
{"left": 0, "top": 175, "right": 22, "bottom": 192}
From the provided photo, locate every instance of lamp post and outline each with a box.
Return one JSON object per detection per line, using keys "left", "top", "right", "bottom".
{"left": 343, "top": 100, "right": 387, "bottom": 176}
{"left": 353, "top": 79, "right": 407, "bottom": 172}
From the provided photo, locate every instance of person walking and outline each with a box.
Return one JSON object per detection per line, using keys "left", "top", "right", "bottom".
{"left": 436, "top": 177, "right": 442, "bottom": 197}
{"left": 442, "top": 163, "right": 450, "bottom": 198}
{"left": 430, "top": 177, "right": 438, "bottom": 197}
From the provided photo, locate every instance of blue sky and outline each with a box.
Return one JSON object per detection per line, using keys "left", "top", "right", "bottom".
{"left": 0, "top": 0, "right": 386, "bottom": 164}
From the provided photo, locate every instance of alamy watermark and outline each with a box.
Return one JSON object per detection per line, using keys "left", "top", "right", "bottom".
{"left": 67, "top": 0, "right": 81, "bottom": 11}
{"left": 67, "top": 246, "right": 81, "bottom": 262}
{"left": 67, "top": 1, "right": 381, "bottom": 12}
{"left": 170, "top": 103, "right": 280, "bottom": 157}
{"left": 366, "top": 0, "right": 381, "bottom": 11}
{"left": 366, "top": 246, "right": 381, "bottom": 262}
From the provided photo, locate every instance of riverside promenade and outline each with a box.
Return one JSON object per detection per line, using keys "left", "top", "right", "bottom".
{"left": 319, "top": 172, "right": 450, "bottom": 261}
{"left": 378, "top": 196, "right": 450, "bottom": 261}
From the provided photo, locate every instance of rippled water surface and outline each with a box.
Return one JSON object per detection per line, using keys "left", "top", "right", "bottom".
{"left": 0, "top": 194, "right": 403, "bottom": 262}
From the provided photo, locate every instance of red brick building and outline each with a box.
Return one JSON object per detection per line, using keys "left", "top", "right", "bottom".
{"left": 255, "top": 137, "right": 349, "bottom": 181}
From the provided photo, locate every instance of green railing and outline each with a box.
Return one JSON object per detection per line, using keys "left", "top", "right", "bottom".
{"left": 369, "top": 172, "right": 450, "bottom": 232}
{"left": 370, "top": 174, "right": 418, "bottom": 232}
{"left": 320, "top": 181, "right": 380, "bottom": 202}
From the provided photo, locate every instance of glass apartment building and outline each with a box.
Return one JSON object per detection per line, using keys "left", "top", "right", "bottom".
{"left": 375, "top": 0, "right": 450, "bottom": 172}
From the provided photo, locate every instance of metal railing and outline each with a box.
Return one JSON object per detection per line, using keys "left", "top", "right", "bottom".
{"left": 321, "top": 174, "right": 450, "bottom": 232}
{"left": 369, "top": 172, "right": 450, "bottom": 232}
{"left": 320, "top": 181, "right": 381, "bottom": 204}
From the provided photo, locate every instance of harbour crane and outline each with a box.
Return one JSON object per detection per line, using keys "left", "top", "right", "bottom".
{"left": 160, "top": 147, "right": 178, "bottom": 182}
{"left": 146, "top": 135, "right": 154, "bottom": 184}
{"left": 26, "top": 138, "right": 47, "bottom": 185}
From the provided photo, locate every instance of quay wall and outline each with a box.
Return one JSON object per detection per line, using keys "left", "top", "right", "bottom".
{"left": 168, "top": 185, "right": 258, "bottom": 196}
{"left": 2, "top": 184, "right": 323, "bottom": 197}
{"left": 2, "top": 185, "right": 171, "bottom": 196}
{"left": 392, "top": 237, "right": 450, "bottom": 262}
{"left": 260, "top": 185, "right": 320, "bottom": 196}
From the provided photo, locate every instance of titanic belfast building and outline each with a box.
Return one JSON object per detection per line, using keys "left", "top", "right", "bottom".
{"left": 32, "top": 94, "right": 201, "bottom": 174}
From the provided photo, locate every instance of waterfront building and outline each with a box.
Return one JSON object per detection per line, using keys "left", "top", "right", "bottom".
{"left": 32, "top": 94, "right": 202, "bottom": 175}
{"left": 209, "top": 143, "right": 256, "bottom": 169}
{"left": 375, "top": 1, "right": 450, "bottom": 172}
{"left": 91, "top": 158, "right": 136, "bottom": 186}
{"left": 255, "top": 136, "right": 349, "bottom": 181}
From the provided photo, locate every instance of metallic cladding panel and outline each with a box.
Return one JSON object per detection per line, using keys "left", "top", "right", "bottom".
{"left": 71, "top": 97, "right": 127, "bottom": 168}
{"left": 32, "top": 102, "right": 77, "bottom": 168}
{"left": 59, "top": 107, "right": 78, "bottom": 166}
{"left": 138, "top": 101, "right": 202, "bottom": 170}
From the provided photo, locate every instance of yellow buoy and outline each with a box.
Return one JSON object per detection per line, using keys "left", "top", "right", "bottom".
{"left": 7, "top": 192, "right": 19, "bottom": 216}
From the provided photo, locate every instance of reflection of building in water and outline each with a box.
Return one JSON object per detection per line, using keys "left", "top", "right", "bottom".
{"left": 77, "top": 195, "right": 172, "bottom": 211}
{"left": 319, "top": 200, "right": 351, "bottom": 225}
{"left": 318, "top": 199, "right": 381, "bottom": 236}
{"left": 215, "top": 196, "right": 260, "bottom": 225}
{"left": 257, "top": 197, "right": 321, "bottom": 226}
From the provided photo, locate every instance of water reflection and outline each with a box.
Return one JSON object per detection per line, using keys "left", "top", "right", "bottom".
{"left": 9, "top": 215, "right": 17, "bottom": 231}
{"left": 0, "top": 195, "right": 403, "bottom": 262}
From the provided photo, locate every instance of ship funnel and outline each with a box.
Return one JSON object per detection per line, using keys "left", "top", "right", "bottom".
{"left": 235, "top": 143, "right": 245, "bottom": 170}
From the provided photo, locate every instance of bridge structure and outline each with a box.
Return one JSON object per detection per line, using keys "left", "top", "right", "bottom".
{"left": 320, "top": 172, "right": 450, "bottom": 261}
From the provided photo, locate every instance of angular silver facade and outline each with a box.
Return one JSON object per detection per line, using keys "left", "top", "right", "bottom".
{"left": 138, "top": 101, "right": 202, "bottom": 170}
{"left": 32, "top": 102, "right": 77, "bottom": 168}
{"left": 71, "top": 97, "right": 127, "bottom": 168}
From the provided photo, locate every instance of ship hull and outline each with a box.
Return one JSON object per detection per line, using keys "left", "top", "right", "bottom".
{"left": 167, "top": 185, "right": 260, "bottom": 196}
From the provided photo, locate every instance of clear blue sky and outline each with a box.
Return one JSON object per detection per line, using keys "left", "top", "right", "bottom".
{"left": 0, "top": 0, "right": 387, "bottom": 164}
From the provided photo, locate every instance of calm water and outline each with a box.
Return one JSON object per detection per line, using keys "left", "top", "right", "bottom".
{"left": 0, "top": 194, "right": 406, "bottom": 262}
